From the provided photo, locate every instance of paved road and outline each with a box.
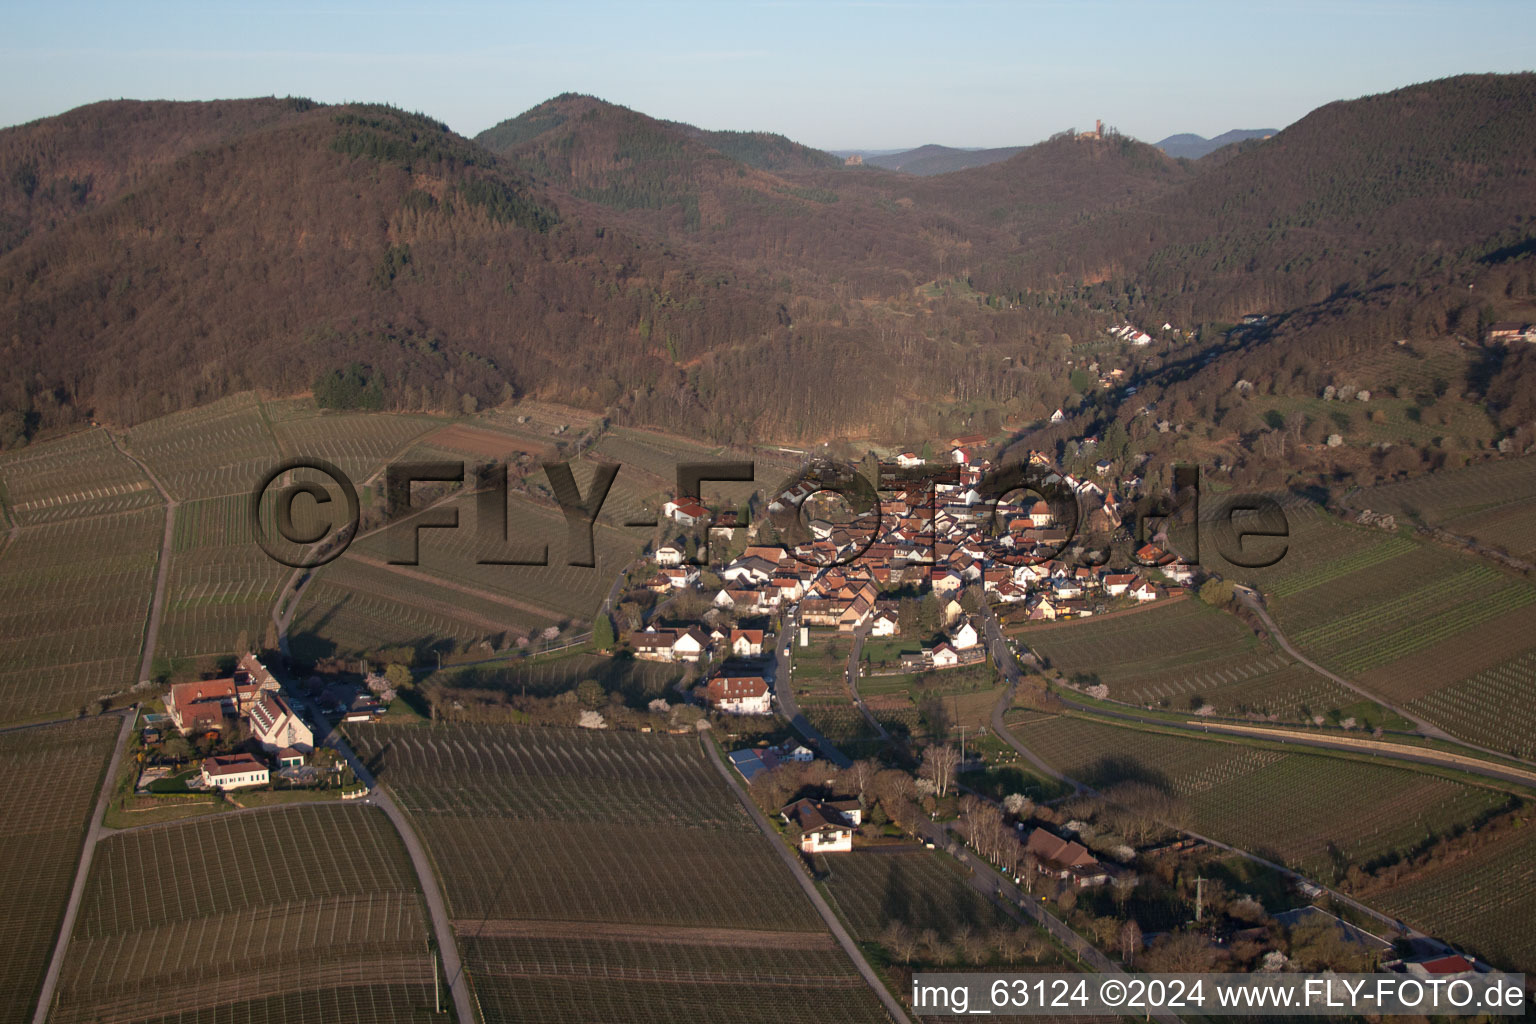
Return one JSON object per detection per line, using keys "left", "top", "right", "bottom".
{"left": 1050, "top": 693, "right": 1536, "bottom": 792}
{"left": 843, "top": 621, "right": 890, "bottom": 741}
{"left": 697, "top": 722, "right": 912, "bottom": 1024}
{"left": 914, "top": 818, "right": 1183, "bottom": 1024}
{"left": 771, "top": 605, "right": 853, "bottom": 768}
{"left": 108, "top": 431, "right": 178, "bottom": 684}
{"left": 33, "top": 708, "right": 137, "bottom": 1024}
{"left": 977, "top": 600, "right": 1087, "bottom": 794}
{"left": 299, "top": 695, "right": 476, "bottom": 1024}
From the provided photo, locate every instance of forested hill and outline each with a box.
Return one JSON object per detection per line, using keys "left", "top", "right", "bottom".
{"left": 977, "top": 73, "right": 1536, "bottom": 320}
{"left": 1, "top": 75, "right": 1534, "bottom": 481}
{"left": 862, "top": 143, "right": 1025, "bottom": 175}
{"left": 0, "top": 100, "right": 781, "bottom": 430}
{"left": 1153, "top": 128, "right": 1276, "bottom": 160}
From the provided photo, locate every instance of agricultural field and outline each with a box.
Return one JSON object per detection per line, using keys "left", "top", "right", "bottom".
{"left": 157, "top": 493, "right": 289, "bottom": 663}
{"left": 51, "top": 803, "right": 438, "bottom": 1024}
{"left": 347, "top": 723, "right": 889, "bottom": 1022}
{"left": 1013, "top": 599, "right": 1356, "bottom": 721}
{"left": 1407, "top": 647, "right": 1536, "bottom": 759}
{"left": 0, "top": 507, "right": 161, "bottom": 722}
{"left": 346, "top": 488, "right": 639, "bottom": 619}
{"left": 0, "top": 716, "right": 120, "bottom": 1020}
{"left": 1209, "top": 506, "right": 1536, "bottom": 708}
{"left": 123, "top": 392, "right": 281, "bottom": 501}
{"left": 270, "top": 410, "right": 442, "bottom": 486}
{"left": 0, "top": 428, "right": 159, "bottom": 525}
{"left": 820, "top": 847, "right": 1011, "bottom": 946}
{"left": 288, "top": 557, "right": 542, "bottom": 664}
{"left": 1343, "top": 454, "right": 1536, "bottom": 563}
{"left": 1002, "top": 713, "right": 1512, "bottom": 883}
{"left": 462, "top": 934, "right": 885, "bottom": 1024}
{"left": 1371, "top": 821, "right": 1536, "bottom": 974}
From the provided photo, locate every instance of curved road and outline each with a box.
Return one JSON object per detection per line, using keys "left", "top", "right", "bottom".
{"left": 1231, "top": 586, "right": 1451, "bottom": 741}
{"left": 1235, "top": 586, "right": 1536, "bottom": 770}
{"left": 1048, "top": 693, "right": 1536, "bottom": 792}
{"left": 843, "top": 622, "right": 891, "bottom": 742}
{"left": 297, "top": 694, "right": 476, "bottom": 1024}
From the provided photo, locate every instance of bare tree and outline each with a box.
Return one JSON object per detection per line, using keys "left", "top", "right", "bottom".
{"left": 1112, "top": 871, "right": 1138, "bottom": 910}
{"left": 1120, "top": 919, "right": 1143, "bottom": 967}
{"left": 921, "top": 743, "right": 961, "bottom": 798}
{"left": 847, "top": 758, "right": 877, "bottom": 809}
{"left": 880, "top": 920, "right": 918, "bottom": 965}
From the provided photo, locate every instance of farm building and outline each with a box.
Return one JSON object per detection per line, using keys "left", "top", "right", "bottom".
{"left": 1022, "top": 827, "right": 1108, "bottom": 887}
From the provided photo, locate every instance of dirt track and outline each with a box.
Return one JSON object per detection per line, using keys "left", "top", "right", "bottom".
{"left": 455, "top": 918, "right": 837, "bottom": 949}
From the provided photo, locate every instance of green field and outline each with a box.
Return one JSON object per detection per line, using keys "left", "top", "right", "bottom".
{"left": 123, "top": 393, "right": 282, "bottom": 501}
{"left": 0, "top": 508, "right": 161, "bottom": 721}
{"left": 1344, "top": 454, "right": 1536, "bottom": 562}
{"left": 1013, "top": 599, "right": 1355, "bottom": 721}
{"left": 270, "top": 410, "right": 442, "bottom": 486}
{"left": 0, "top": 428, "right": 159, "bottom": 525}
{"left": 820, "top": 847, "right": 1010, "bottom": 947}
{"left": 53, "top": 803, "right": 437, "bottom": 1024}
{"left": 1205, "top": 505, "right": 1536, "bottom": 719}
{"left": 1003, "top": 713, "right": 1511, "bottom": 882}
{"left": 0, "top": 716, "right": 120, "bottom": 1019}
{"left": 1406, "top": 648, "right": 1536, "bottom": 759}
{"left": 1371, "top": 821, "right": 1536, "bottom": 974}
{"left": 347, "top": 723, "right": 888, "bottom": 1022}
{"left": 158, "top": 493, "right": 289, "bottom": 661}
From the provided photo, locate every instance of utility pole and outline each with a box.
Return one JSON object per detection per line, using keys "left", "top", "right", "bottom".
{"left": 1195, "top": 876, "right": 1205, "bottom": 923}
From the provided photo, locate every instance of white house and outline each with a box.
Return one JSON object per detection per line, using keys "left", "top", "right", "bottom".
{"left": 870, "top": 610, "right": 899, "bottom": 637}
{"left": 661, "top": 566, "right": 700, "bottom": 589}
{"left": 661, "top": 498, "right": 709, "bottom": 526}
{"left": 781, "top": 799, "right": 856, "bottom": 854}
{"left": 671, "top": 627, "right": 709, "bottom": 661}
{"left": 950, "top": 619, "right": 980, "bottom": 650}
{"left": 730, "top": 629, "right": 765, "bottom": 657}
{"left": 704, "top": 675, "right": 771, "bottom": 715}
{"left": 248, "top": 692, "right": 313, "bottom": 755}
{"left": 1102, "top": 573, "right": 1137, "bottom": 597}
{"left": 654, "top": 545, "right": 685, "bottom": 567}
{"left": 200, "top": 753, "right": 269, "bottom": 790}
{"left": 895, "top": 452, "right": 924, "bottom": 468}
{"left": 931, "top": 642, "right": 960, "bottom": 669}
{"left": 1131, "top": 581, "right": 1160, "bottom": 602}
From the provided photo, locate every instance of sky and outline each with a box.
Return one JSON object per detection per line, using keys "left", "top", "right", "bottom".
{"left": 2, "top": 1, "right": 1533, "bottom": 150}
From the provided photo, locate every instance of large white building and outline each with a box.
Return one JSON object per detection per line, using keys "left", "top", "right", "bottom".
{"left": 249, "top": 692, "right": 313, "bottom": 755}
{"left": 200, "top": 753, "right": 269, "bottom": 790}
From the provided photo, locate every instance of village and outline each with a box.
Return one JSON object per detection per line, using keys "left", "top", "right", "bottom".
{"left": 620, "top": 436, "right": 1191, "bottom": 732}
